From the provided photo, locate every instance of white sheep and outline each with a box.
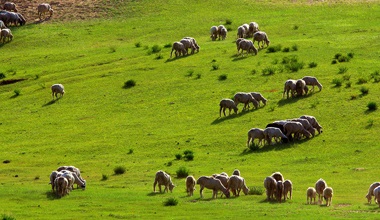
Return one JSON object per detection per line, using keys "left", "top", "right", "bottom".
{"left": 219, "top": 98, "right": 238, "bottom": 117}
{"left": 49, "top": 171, "right": 59, "bottom": 192}
{"left": 283, "top": 180, "right": 292, "bottom": 201}
{"left": 271, "top": 172, "right": 284, "bottom": 182}
{"left": 315, "top": 178, "right": 327, "bottom": 204}
{"left": 219, "top": 27, "right": 227, "bottom": 40}
{"left": 288, "top": 118, "right": 316, "bottom": 137}
{"left": 237, "top": 39, "right": 258, "bottom": 56}
{"left": 55, "top": 176, "right": 68, "bottom": 197}
{"left": 253, "top": 31, "right": 270, "bottom": 48}
{"left": 249, "top": 92, "right": 267, "bottom": 106}
{"left": 264, "top": 176, "right": 276, "bottom": 201}
{"left": 0, "top": 28, "right": 13, "bottom": 43}
{"left": 247, "top": 128, "right": 265, "bottom": 147}
{"left": 235, "top": 38, "right": 245, "bottom": 52}
{"left": 51, "top": 84, "right": 65, "bottom": 99}
{"left": 153, "top": 170, "right": 175, "bottom": 193}
{"left": 295, "top": 79, "right": 308, "bottom": 97}
{"left": 284, "top": 121, "right": 312, "bottom": 140}
{"left": 62, "top": 172, "right": 75, "bottom": 192}
{"left": 306, "top": 187, "right": 317, "bottom": 204}
{"left": 180, "top": 38, "right": 197, "bottom": 55}
{"left": 373, "top": 186, "right": 380, "bottom": 207}
{"left": 170, "top": 41, "right": 187, "bottom": 58}
{"left": 210, "top": 26, "right": 218, "bottom": 41}
{"left": 323, "top": 186, "right": 333, "bottom": 206}
{"left": 299, "top": 115, "right": 323, "bottom": 134}
{"left": 283, "top": 79, "right": 297, "bottom": 99}
{"left": 248, "top": 22, "right": 259, "bottom": 37}
{"left": 242, "top": 23, "right": 249, "bottom": 35}
{"left": 276, "top": 181, "right": 284, "bottom": 203}
{"left": 365, "top": 182, "right": 380, "bottom": 204}
{"left": 237, "top": 26, "right": 245, "bottom": 39}
{"left": 227, "top": 175, "right": 249, "bottom": 196}
{"left": 233, "top": 92, "right": 259, "bottom": 110}
{"left": 186, "top": 175, "right": 196, "bottom": 196}
{"left": 302, "top": 76, "right": 322, "bottom": 92}
{"left": 196, "top": 176, "right": 230, "bottom": 199}
{"left": 212, "top": 174, "right": 229, "bottom": 197}
{"left": 183, "top": 37, "right": 200, "bottom": 53}
{"left": 263, "top": 127, "right": 288, "bottom": 145}
{"left": 37, "top": 3, "right": 53, "bottom": 20}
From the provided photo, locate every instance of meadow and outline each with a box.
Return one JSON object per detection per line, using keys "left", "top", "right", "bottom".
{"left": 0, "top": 0, "right": 380, "bottom": 219}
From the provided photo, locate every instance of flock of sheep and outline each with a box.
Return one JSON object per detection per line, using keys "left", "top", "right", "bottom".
{"left": 49, "top": 165, "right": 86, "bottom": 197}
{"left": 0, "top": 2, "right": 53, "bottom": 43}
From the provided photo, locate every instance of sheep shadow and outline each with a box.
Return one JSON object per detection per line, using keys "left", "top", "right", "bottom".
{"left": 240, "top": 139, "right": 310, "bottom": 155}
{"left": 211, "top": 107, "right": 261, "bottom": 125}
{"left": 45, "top": 191, "right": 60, "bottom": 200}
{"left": 164, "top": 55, "right": 188, "bottom": 63}
{"left": 33, "top": 17, "right": 52, "bottom": 24}
{"left": 42, "top": 98, "right": 61, "bottom": 107}
{"left": 147, "top": 192, "right": 163, "bottom": 196}
{"left": 277, "top": 94, "right": 311, "bottom": 107}
{"left": 258, "top": 198, "right": 281, "bottom": 204}
{"left": 231, "top": 54, "right": 252, "bottom": 61}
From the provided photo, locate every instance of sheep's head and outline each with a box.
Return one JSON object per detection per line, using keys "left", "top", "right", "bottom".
{"left": 243, "top": 186, "right": 249, "bottom": 195}
{"left": 233, "top": 107, "right": 238, "bottom": 114}
{"left": 366, "top": 194, "right": 371, "bottom": 203}
{"left": 224, "top": 189, "right": 231, "bottom": 198}
{"left": 169, "top": 183, "right": 175, "bottom": 193}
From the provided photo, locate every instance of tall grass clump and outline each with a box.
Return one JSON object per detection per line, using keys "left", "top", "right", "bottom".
{"left": 175, "top": 153, "right": 182, "bottom": 160}
{"left": 163, "top": 198, "right": 178, "bottom": 206}
{"left": 176, "top": 166, "right": 189, "bottom": 178}
{"left": 212, "top": 63, "right": 219, "bottom": 70}
{"left": 357, "top": 77, "right": 367, "bottom": 85}
{"left": 248, "top": 186, "right": 265, "bottom": 195}
{"left": 164, "top": 43, "right": 172, "bottom": 48}
{"left": 101, "top": 174, "right": 109, "bottom": 181}
{"left": 113, "top": 166, "right": 126, "bottom": 175}
{"left": 13, "top": 89, "right": 21, "bottom": 96}
{"left": 123, "top": 80, "right": 136, "bottom": 88}
{"left": 218, "top": 74, "right": 227, "bottom": 81}
{"left": 135, "top": 42, "right": 141, "bottom": 48}
{"left": 360, "top": 86, "right": 369, "bottom": 95}
{"left": 1, "top": 214, "right": 16, "bottom": 220}
{"left": 183, "top": 150, "right": 194, "bottom": 161}
{"left": 282, "top": 55, "right": 304, "bottom": 72}
{"left": 0, "top": 73, "right": 5, "bottom": 79}
{"left": 308, "top": 62, "right": 317, "bottom": 68}
{"left": 291, "top": 44, "right": 298, "bottom": 51}
{"left": 338, "top": 67, "right": 348, "bottom": 74}
{"left": 150, "top": 45, "right": 162, "bottom": 54}
{"left": 266, "top": 44, "right": 282, "bottom": 53}
{"left": 262, "top": 66, "right": 276, "bottom": 75}
{"left": 367, "top": 102, "right": 377, "bottom": 111}
{"left": 370, "top": 71, "right": 380, "bottom": 83}
{"left": 332, "top": 78, "right": 342, "bottom": 87}
{"left": 225, "top": 19, "right": 232, "bottom": 25}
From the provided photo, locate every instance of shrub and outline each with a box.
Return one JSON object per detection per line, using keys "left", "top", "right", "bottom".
{"left": 195, "top": 74, "right": 201, "bottom": 79}
{"left": 123, "top": 80, "right": 136, "bottom": 88}
{"left": 218, "top": 74, "right": 227, "bottom": 81}
{"left": 308, "top": 62, "right": 317, "bottom": 68}
{"left": 248, "top": 142, "right": 260, "bottom": 151}
{"left": 367, "top": 102, "right": 377, "bottom": 111}
{"left": 293, "top": 25, "right": 299, "bottom": 30}
{"left": 370, "top": 71, "right": 380, "bottom": 83}
{"left": 0, "top": 73, "right": 6, "bottom": 79}
{"left": 251, "top": 69, "right": 257, "bottom": 75}
{"left": 186, "top": 69, "right": 194, "bottom": 77}
{"left": 282, "top": 47, "right": 290, "bottom": 52}
{"left": 175, "top": 153, "right": 182, "bottom": 160}
{"left": 1, "top": 214, "right": 16, "bottom": 220}
{"left": 225, "top": 19, "right": 232, "bottom": 25}
{"left": 262, "top": 66, "right": 276, "bottom": 75}
{"left": 155, "top": 54, "right": 163, "bottom": 60}
{"left": 338, "top": 67, "right": 348, "bottom": 74}
{"left": 184, "top": 150, "right": 193, "bottom": 155}
{"left": 347, "top": 52, "right": 354, "bottom": 58}
{"left": 350, "top": 95, "right": 357, "bottom": 100}
{"left": 151, "top": 45, "right": 162, "bottom": 53}
{"left": 286, "top": 61, "right": 304, "bottom": 72}
{"left": 338, "top": 55, "right": 350, "bottom": 62}
{"left": 342, "top": 75, "right": 351, "bottom": 81}
{"left": 266, "top": 44, "right": 282, "bottom": 53}
{"left": 176, "top": 166, "right": 189, "bottom": 178}
{"left": 334, "top": 53, "right": 342, "bottom": 59}
{"left": 248, "top": 186, "right": 265, "bottom": 195}
{"left": 332, "top": 78, "right": 342, "bottom": 87}
{"left": 135, "top": 42, "right": 141, "bottom": 48}
{"left": 163, "top": 198, "right": 178, "bottom": 206}
{"left": 13, "top": 89, "right": 21, "bottom": 96}
{"left": 166, "top": 161, "right": 172, "bottom": 167}
{"left": 357, "top": 78, "right": 367, "bottom": 84}
{"left": 331, "top": 60, "right": 338, "bottom": 64}
{"left": 291, "top": 44, "right": 298, "bottom": 51}
{"left": 113, "top": 166, "right": 126, "bottom": 175}
{"left": 127, "top": 149, "right": 134, "bottom": 154}
{"left": 164, "top": 43, "right": 172, "bottom": 48}
{"left": 360, "top": 86, "right": 369, "bottom": 95}
{"left": 183, "top": 150, "right": 194, "bottom": 161}
{"left": 212, "top": 63, "right": 219, "bottom": 70}
{"left": 345, "top": 81, "right": 351, "bottom": 88}
{"left": 101, "top": 174, "right": 109, "bottom": 181}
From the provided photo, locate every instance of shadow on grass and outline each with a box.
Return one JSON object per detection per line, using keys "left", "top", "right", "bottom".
{"left": 240, "top": 138, "right": 311, "bottom": 155}
{"left": 45, "top": 191, "right": 59, "bottom": 200}
{"left": 164, "top": 55, "right": 188, "bottom": 63}
{"left": 277, "top": 93, "right": 312, "bottom": 107}
{"left": 211, "top": 107, "right": 262, "bottom": 125}
{"left": 42, "top": 98, "right": 61, "bottom": 107}
{"left": 258, "top": 198, "right": 281, "bottom": 204}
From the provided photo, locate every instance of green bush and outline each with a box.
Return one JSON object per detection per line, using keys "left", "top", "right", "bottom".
{"left": 135, "top": 42, "right": 141, "bottom": 48}
{"left": 266, "top": 44, "right": 282, "bottom": 53}
{"left": 262, "top": 67, "right": 276, "bottom": 75}
{"left": 13, "top": 89, "right": 21, "bottom": 96}
{"left": 248, "top": 186, "right": 265, "bottom": 195}
{"left": 163, "top": 198, "right": 178, "bottom": 206}
{"left": 357, "top": 78, "right": 367, "bottom": 84}
{"left": 176, "top": 166, "right": 189, "bottom": 178}
{"left": 282, "top": 47, "right": 290, "bottom": 52}
{"left": 101, "top": 174, "right": 108, "bottom": 181}
{"left": 308, "top": 62, "right": 318, "bottom": 68}
{"left": 218, "top": 74, "right": 227, "bottom": 81}
{"left": 212, "top": 63, "right": 219, "bottom": 70}
{"left": 175, "top": 153, "right": 182, "bottom": 160}
{"left": 291, "top": 44, "right": 298, "bottom": 51}
{"left": 123, "top": 80, "right": 136, "bottom": 89}
{"left": 0, "top": 73, "right": 5, "bottom": 79}
{"left": 332, "top": 78, "right": 342, "bottom": 87}
{"left": 1, "top": 214, "right": 16, "bottom": 220}
{"left": 367, "top": 102, "right": 377, "bottom": 111}
{"left": 113, "top": 166, "right": 126, "bottom": 175}
{"left": 151, "top": 44, "right": 162, "bottom": 53}
{"left": 225, "top": 19, "right": 232, "bottom": 25}
{"left": 338, "top": 67, "right": 348, "bottom": 74}
{"left": 164, "top": 43, "right": 172, "bottom": 48}
{"left": 360, "top": 86, "right": 369, "bottom": 95}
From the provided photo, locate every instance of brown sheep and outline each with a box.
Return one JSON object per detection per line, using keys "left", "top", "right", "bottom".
{"left": 264, "top": 176, "right": 276, "bottom": 201}
{"left": 366, "top": 182, "right": 380, "bottom": 204}
{"left": 323, "top": 187, "right": 333, "bottom": 206}
{"left": 233, "top": 92, "right": 259, "bottom": 110}
{"left": 300, "top": 115, "right": 323, "bottom": 134}
{"left": 306, "top": 187, "right": 317, "bottom": 204}
{"left": 284, "top": 121, "right": 312, "bottom": 140}
{"left": 283, "top": 79, "right": 297, "bottom": 99}
{"left": 253, "top": 31, "right": 270, "bottom": 48}
{"left": 37, "top": 3, "right": 54, "bottom": 20}
{"left": 186, "top": 175, "right": 196, "bottom": 196}
{"left": 3, "top": 2, "right": 17, "bottom": 12}
{"left": 276, "top": 181, "right": 284, "bottom": 203}
{"left": 295, "top": 79, "right": 308, "bottom": 97}
{"left": 302, "top": 76, "right": 323, "bottom": 92}
{"left": 210, "top": 26, "right": 218, "bottom": 41}
{"left": 315, "top": 178, "right": 327, "bottom": 204}
{"left": 283, "top": 180, "right": 293, "bottom": 201}
{"left": 170, "top": 42, "right": 187, "bottom": 58}
{"left": 0, "top": 28, "right": 13, "bottom": 43}
{"left": 197, "top": 176, "right": 230, "bottom": 199}
{"left": 219, "top": 98, "right": 238, "bottom": 117}
{"left": 153, "top": 170, "right": 175, "bottom": 193}
{"left": 247, "top": 128, "right": 265, "bottom": 147}
{"left": 237, "top": 39, "right": 258, "bottom": 56}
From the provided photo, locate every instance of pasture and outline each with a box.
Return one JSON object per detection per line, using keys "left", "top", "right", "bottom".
{"left": 0, "top": 0, "right": 380, "bottom": 219}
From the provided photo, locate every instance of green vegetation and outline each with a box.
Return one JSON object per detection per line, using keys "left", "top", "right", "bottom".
{"left": 1, "top": 0, "right": 380, "bottom": 219}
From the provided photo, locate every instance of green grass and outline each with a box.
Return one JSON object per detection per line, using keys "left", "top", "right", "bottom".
{"left": 1, "top": 0, "right": 380, "bottom": 219}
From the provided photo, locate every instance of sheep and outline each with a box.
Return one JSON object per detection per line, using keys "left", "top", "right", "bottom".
{"left": 227, "top": 175, "right": 249, "bottom": 196}
{"left": 51, "top": 84, "right": 65, "bottom": 99}
{"left": 276, "top": 181, "right": 284, "bottom": 203}
{"left": 3, "top": 2, "right": 17, "bottom": 12}
{"left": 373, "top": 186, "right": 380, "bottom": 207}
{"left": 264, "top": 176, "right": 276, "bottom": 201}
{"left": 249, "top": 92, "right": 267, "bottom": 106}
{"left": 153, "top": 170, "right": 175, "bottom": 193}
{"left": 212, "top": 174, "right": 229, "bottom": 197}
{"left": 186, "top": 175, "right": 196, "bottom": 196}
{"left": 248, "top": 22, "right": 259, "bottom": 37}
{"left": 315, "top": 178, "right": 327, "bottom": 204}
{"left": 253, "top": 31, "right": 270, "bottom": 48}
{"left": 62, "top": 172, "right": 75, "bottom": 192}
{"left": 323, "top": 187, "right": 333, "bottom": 206}
{"left": 284, "top": 121, "right": 312, "bottom": 140}
{"left": 232, "top": 169, "right": 240, "bottom": 176}
{"left": 0, "top": 20, "right": 5, "bottom": 29}
{"left": 0, "top": 11, "right": 25, "bottom": 26}
{"left": 295, "top": 79, "right": 308, "bottom": 97}
{"left": 219, "top": 98, "right": 238, "bottom": 117}
{"left": 237, "top": 39, "right": 258, "bottom": 56}
{"left": 365, "top": 182, "right": 380, "bottom": 204}
{"left": 302, "top": 76, "right": 322, "bottom": 92}
{"left": 271, "top": 172, "right": 284, "bottom": 182}
{"left": 233, "top": 92, "right": 259, "bottom": 110}
{"left": 235, "top": 38, "right": 245, "bottom": 51}
{"left": 219, "top": 26, "right": 227, "bottom": 40}
{"left": 288, "top": 118, "right": 316, "bottom": 137}
{"left": 170, "top": 41, "right": 187, "bottom": 58}
{"left": 55, "top": 176, "right": 68, "bottom": 197}
{"left": 263, "top": 127, "right": 288, "bottom": 145}
{"left": 196, "top": 176, "right": 230, "bottom": 198}
{"left": 265, "top": 122, "right": 290, "bottom": 142}
{"left": 0, "top": 28, "right": 12, "bottom": 43}
{"left": 237, "top": 26, "right": 245, "bottom": 39}
{"left": 306, "top": 187, "right": 317, "bottom": 204}
{"left": 37, "top": 3, "right": 54, "bottom": 20}
{"left": 283, "top": 79, "right": 297, "bottom": 99}
{"left": 283, "top": 180, "right": 292, "bottom": 201}
{"left": 247, "top": 128, "right": 265, "bottom": 147}
{"left": 49, "top": 171, "right": 59, "bottom": 192}
{"left": 300, "top": 115, "right": 323, "bottom": 134}
{"left": 242, "top": 23, "right": 249, "bottom": 35}
{"left": 183, "top": 37, "right": 200, "bottom": 53}
{"left": 210, "top": 26, "right": 218, "bottom": 41}
{"left": 180, "top": 38, "right": 197, "bottom": 55}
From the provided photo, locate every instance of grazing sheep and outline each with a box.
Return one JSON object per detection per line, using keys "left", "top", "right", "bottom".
{"left": 271, "top": 172, "right": 284, "bottom": 182}
{"left": 300, "top": 115, "right": 323, "bottom": 134}
{"left": 247, "top": 128, "right": 265, "bottom": 147}
{"left": 213, "top": 174, "right": 229, "bottom": 197}
{"left": 237, "top": 26, "right": 245, "bottom": 39}
{"left": 249, "top": 92, "right": 267, "bottom": 106}
{"left": 306, "top": 187, "right": 317, "bottom": 204}
{"left": 180, "top": 38, "right": 197, "bottom": 55}
{"left": 227, "top": 175, "right": 249, "bottom": 196}
{"left": 219, "top": 27, "right": 227, "bottom": 40}
{"left": 196, "top": 176, "right": 230, "bottom": 199}
{"left": 263, "top": 127, "right": 288, "bottom": 145}
{"left": 0, "top": 20, "right": 5, "bottom": 29}
{"left": 62, "top": 172, "right": 75, "bottom": 192}
{"left": 295, "top": 79, "right": 308, "bottom": 97}
{"left": 210, "top": 26, "right": 218, "bottom": 41}
{"left": 0, "top": 11, "right": 25, "bottom": 26}
{"left": 284, "top": 121, "right": 312, "bottom": 140}
{"left": 183, "top": 37, "right": 200, "bottom": 52}
{"left": 55, "top": 176, "right": 68, "bottom": 197}
{"left": 283, "top": 79, "right": 297, "bottom": 99}
{"left": 233, "top": 92, "right": 259, "bottom": 110}
{"left": 0, "top": 28, "right": 12, "bottom": 43}
{"left": 219, "top": 98, "right": 238, "bottom": 117}
{"left": 315, "top": 178, "right": 327, "bottom": 204}
{"left": 276, "top": 181, "right": 284, "bottom": 203}
{"left": 265, "top": 122, "right": 290, "bottom": 142}
{"left": 373, "top": 186, "right": 380, "bottom": 207}
{"left": 170, "top": 41, "right": 187, "bottom": 58}
{"left": 302, "top": 76, "right": 322, "bottom": 92}
{"left": 253, "top": 31, "right": 270, "bottom": 48}
{"left": 248, "top": 22, "right": 259, "bottom": 37}
{"left": 232, "top": 169, "right": 241, "bottom": 176}
{"left": 186, "top": 175, "right": 196, "bottom": 196}
{"left": 51, "top": 84, "right": 65, "bottom": 99}
{"left": 3, "top": 2, "right": 17, "bottom": 12}
{"left": 153, "top": 170, "right": 175, "bottom": 193}
{"left": 237, "top": 39, "right": 258, "bottom": 56}
{"left": 323, "top": 187, "right": 333, "bottom": 206}
{"left": 219, "top": 172, "right": 229, "bottom": 177}
{"left": 264, "top": 176, "right": 276, "bottom": 200}
{"left": 235, "top": 38, "right": 245, "bottom": 51}
{"left": 288, "top": 118, "right": 316, "bottom": 137}
{"left": 49, "top": 171, "right": 59, "bottom": 192}
{"left": 37, "top": 3, "right": 54, "bottom": 20}
{"left": 365, "top": 182, "right": 380, "bottom": 204}
{"left": 283, "top": 180, "right": 293, "bottom": 201}
{"left": 242, "top": 23, "right": 249, "bottom": 35}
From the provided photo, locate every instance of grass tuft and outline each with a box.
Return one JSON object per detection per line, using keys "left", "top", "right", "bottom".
{"left": 163, "top": 198, "right": 178, "bottom": 206}
{"left": 123, "top": 80, "right": 136, "bottom": 89}
{"left": 113, "top": 166, "right": 126, "bottom": 175}
{"left": 176, "top": 166, "right": 189, "bottom": 178}
{"left": 367, "top": 102, "right": 377, "bottom": 111}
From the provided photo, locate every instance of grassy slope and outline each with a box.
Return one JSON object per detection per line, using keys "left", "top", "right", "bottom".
{"left": 1, "top": 0, "right": 380, "bottom": 219}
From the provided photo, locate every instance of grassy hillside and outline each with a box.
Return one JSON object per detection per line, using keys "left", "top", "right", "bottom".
{"left": 1, "top": 0, "right": 380, "bottom": 219}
